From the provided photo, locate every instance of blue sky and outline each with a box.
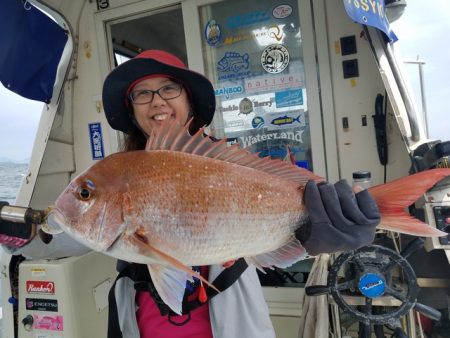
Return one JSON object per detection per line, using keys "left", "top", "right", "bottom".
{"left": 0, "top": 2, "right": 449, "bottom": 161}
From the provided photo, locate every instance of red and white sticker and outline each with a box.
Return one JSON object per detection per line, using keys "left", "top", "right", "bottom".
{"left": 272, "top": 4, "right": 293, "bottom": 19}
{"left": 26, "top": 281, "right": 55, "bottom": 295}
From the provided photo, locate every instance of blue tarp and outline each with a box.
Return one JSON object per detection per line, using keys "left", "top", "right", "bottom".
{"left": 0, "top": 0, "right": 68, "bottom": 103}
{"left": 343, "top": 0, "right": 397, "bottom": 42}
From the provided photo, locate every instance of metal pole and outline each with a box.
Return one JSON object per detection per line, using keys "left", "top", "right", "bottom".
{"left": 403, "top": 58, "right": 428, "bottom": 138}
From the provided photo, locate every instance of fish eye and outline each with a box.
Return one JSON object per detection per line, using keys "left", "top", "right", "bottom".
{"left": 79, "top": 188, "right": 91, "bottom": 201}
{"left": 77, "top": 180, "right": 95, "bottom": 201}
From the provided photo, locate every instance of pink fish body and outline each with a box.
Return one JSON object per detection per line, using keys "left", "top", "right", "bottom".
{"left": 48, "top": 120, "right": 450, "bottom": 314}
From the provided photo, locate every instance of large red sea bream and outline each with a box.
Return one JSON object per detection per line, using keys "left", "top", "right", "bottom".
{"left": 48, "top": 119, "right": 449, "bottom": 314}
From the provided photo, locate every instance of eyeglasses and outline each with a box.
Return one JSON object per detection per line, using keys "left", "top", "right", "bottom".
{"left": 128, "top": 83, "right": 183, "bottom": 105}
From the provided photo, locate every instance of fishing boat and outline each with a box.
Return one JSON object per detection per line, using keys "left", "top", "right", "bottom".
{"left": 1, "top": 0, "right": 449, "bottom": 337}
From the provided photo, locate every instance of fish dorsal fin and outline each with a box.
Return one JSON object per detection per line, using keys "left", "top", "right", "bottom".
{"left": 246, "top": 237, "right": 308, "bottom": 271}
{"left": 145, "top": 119, "right": 323, "bottom": 184}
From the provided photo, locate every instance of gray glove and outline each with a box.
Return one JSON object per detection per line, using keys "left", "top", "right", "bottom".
{"left": 296, "top": 180, "right": 380, "bottom": 256}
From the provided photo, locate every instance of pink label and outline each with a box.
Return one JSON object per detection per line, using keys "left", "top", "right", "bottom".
{"left": 33, "top": 314, "right": 63, "bottom": 331}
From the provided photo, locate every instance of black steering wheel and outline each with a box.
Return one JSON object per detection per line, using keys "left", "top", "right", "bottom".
{"left": 305, "top": 239, "right": 441, "bottom": 328}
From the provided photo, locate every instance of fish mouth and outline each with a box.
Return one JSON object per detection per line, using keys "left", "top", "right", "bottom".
{"left": 45, "top": 210, "right": 66, "bottom": 235}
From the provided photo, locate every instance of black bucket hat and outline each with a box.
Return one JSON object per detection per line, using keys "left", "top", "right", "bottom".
{"left": 102, "top": 50, "right": 216, "bottom": 133}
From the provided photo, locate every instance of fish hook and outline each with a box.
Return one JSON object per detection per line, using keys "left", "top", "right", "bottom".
{"left": 23, "top": 0, "right": 32, "bottom": 11}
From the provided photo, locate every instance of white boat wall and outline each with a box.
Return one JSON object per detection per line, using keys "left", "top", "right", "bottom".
{"left": 1, "top": 0, "right": 449, "bottom": 337}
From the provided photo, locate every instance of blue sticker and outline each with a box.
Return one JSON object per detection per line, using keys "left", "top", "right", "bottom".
{"left": 217, "top": 52, "right": 252, "bottom": 81}
{"left": 275, "top": 89, "right": 303, "bottom": 108}
{"left": 205, "top": 20, "right": 222, "bottom": 46}
{"left": 217, "top": 52, "right": 250, "bottom": 73}
{"left": 252, "top": 116, "right": 265, "bottom": 129}
{"left": 225, "top": 10, "right": 271, "bottom": 29}
{"left": 89, "top": 123, "right": 104, "bottom": 160}
{"left": 358, "top": 273, "right": 385, "bottom": 298}
{"left": 270, "top": 114, "right": 301, "bottom": 127}
{"left": 214, "top": 84, "right": 244, "bottom": 99}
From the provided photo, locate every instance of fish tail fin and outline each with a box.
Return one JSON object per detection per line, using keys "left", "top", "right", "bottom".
{"left": 368, "top": 168, "right": 450, "bottom": 237}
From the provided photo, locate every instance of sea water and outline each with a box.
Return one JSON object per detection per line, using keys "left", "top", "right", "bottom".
{"left": 0, "top": 162, "right": 28, "bottom": 204}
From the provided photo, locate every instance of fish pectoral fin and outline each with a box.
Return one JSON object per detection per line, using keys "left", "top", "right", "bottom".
{"left": 245, "top": 238, "right": 307, "bottom": 272}
{"left": 147, "top": 264, "right": 192, "bottom": 315}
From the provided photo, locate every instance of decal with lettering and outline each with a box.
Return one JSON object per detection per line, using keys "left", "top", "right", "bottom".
{"left": 275, "top": 88, "right": 304, "bottom": 108}
{"left": 239, "top": 129, "right": 305, "bottom": 147}
{"left": 89, "top": 122, "right": 104, "bottom": 160}
{"left": 245, "top": 74, "right": 303, "bottom": 93}
{"left": 217, "top": 52, "right": 251, "bottom": 81}
{"left": 261, "top": 44, "right": 290, "bottom": 74}
{"left": 33, "top": 314, "right": 63, "bottom": 331}
{"left": 26, "top": 298, "right": 58, "bottom": 312}
{"left": 26, "top": 281, "right": 55, "bottom": 295}
{"left": 225, "top": 10, "right": 271, "bottom": 29}
{"left": 272, "top": 4, "right": 293, "bottom": 19}
{"left": 214, "top": 84, "right": 244, "bottom": 99}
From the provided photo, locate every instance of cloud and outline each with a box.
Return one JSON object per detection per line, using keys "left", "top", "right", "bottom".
{"left": 0, "top": 84, "right": 42, "bottom": 161}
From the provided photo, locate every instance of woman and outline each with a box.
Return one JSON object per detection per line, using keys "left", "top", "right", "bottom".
{"left": 0, "top": 50, "right": 379, "bottom": 338}
{"left": 101, "top": 50, "right": 380, "bottom": 338}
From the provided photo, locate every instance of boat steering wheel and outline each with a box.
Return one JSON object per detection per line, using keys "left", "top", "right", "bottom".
{"left": 305, "top": 239, "right": 441, "bottom": 327}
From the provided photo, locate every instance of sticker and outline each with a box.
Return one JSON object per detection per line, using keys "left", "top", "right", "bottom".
{"left": 205, "top": 20, "right": 222, "bottom": 46}
{"left": 217, "top": 104, "right": 239, "bottom": 114}
{"left": 224, "top": 25, "right": 284, "bottom": 46}
{"left": 26, "top": 298, "right": 58, "bottom": 312}
{"left": 214, "top": 84, "right": 244, "bottom": 99}
{"left": 239, "top": 129, "right": 305, "bottom": 147}
{"left": 239, "top": 98, "right": 253, "bottom": 115}
{"left": 245, "top": 75, "right": 303, "bottom": 93}
{"left": 270, "top": 114, "right": 302, "bottom": 127}
{"left": 31, "top": 268, "right": 46, "bottom": 277}
{"left": 217, "top": 52, "right": 251, "bottom": 80}
{"left": 272, "top": 4, "right": 293, "bottom": 19}
{"left": 225, "top": 120, "right": 245, "bottom": 128}
{"left": 252, "top": 116, "right": 265, "bottom": 129}
{"left": 359, "top": 273, "right": 385, "bottom": 298}
{"left": 34, "top": 333, "right": 62, "bottom": 338}
{"left": 261, "top": 44, "right": 289, "bottom": 74}
{"left": 225, "top": 10, "right": 271, "bottom": 29}
{"left": 89, "top": 122, "right": 105, "bottom": 160}
{"left": 275, "top": 89, "right": 303, "bottom": 108}
{"left": 33, "top": 314, "right": 63, "bottom": 331}
{"left": 26, "top": 281, "right": 55, "bottom": 295}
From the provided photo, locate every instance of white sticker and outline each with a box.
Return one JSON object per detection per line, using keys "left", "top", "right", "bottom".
{"left": 261, "top": 45, "right": 290, "bottom": 74}
{"left": 273, "top": 4, "right": 293, "bottom": 19}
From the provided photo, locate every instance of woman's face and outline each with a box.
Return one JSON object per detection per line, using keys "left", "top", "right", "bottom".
{"left": 130, "top": 77, "right": 191, "bottom": 136}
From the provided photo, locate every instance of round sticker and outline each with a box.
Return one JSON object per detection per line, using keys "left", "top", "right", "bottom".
{"left": 272, "top": 4, "right": 293, "bottom": 19}
{"left": 261, "top": 44, "right": 289, "bottom": 74}
{"left": 205, "top": 20, "right": 222, "bottom": 46}
{"left": 252, "top": 116, "right": 265, "bottom": 129}
{"left": 358, "top": 273, "right": 386, "bottom": 298}
{"left": 239, "top": 98, "right": 253, "bottom": 115}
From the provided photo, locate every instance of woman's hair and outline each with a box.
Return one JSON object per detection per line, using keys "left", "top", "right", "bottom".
{"left": 122, "top": 115, "right": 208, "bottom": 151}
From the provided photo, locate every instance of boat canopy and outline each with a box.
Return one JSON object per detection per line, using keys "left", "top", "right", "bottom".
{"left": 0, "top": 0, "right": 68, "bottom": 103}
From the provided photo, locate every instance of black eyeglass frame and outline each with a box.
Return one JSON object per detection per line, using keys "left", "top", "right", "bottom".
{"left": 128, "top": 83, "right": 183, "bottom": 105}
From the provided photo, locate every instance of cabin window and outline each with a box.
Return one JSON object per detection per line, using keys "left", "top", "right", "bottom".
{"left": 199, "top": 0, "right": 313, "bottom": 171}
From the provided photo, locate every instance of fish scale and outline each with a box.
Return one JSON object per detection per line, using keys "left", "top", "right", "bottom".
{"left": 115, "top": 150, "right": 305, "bottom": 266}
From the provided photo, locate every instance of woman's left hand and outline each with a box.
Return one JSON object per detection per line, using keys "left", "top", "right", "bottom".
{"left": 296, "top": 180, "right": 380, "bottom": 256}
